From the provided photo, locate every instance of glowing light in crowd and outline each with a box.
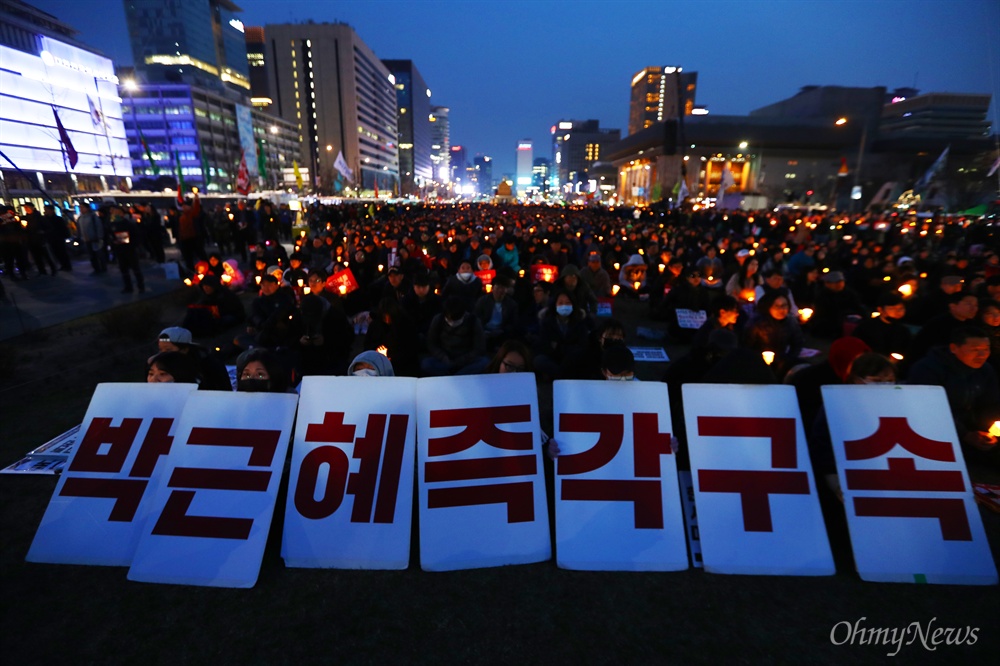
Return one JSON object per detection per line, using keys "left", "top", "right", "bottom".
{"left": 762, "top": 351, "right": 775, "bottom": 365}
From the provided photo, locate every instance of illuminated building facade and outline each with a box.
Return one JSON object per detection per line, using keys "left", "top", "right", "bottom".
{"left": 532, "top": 158, "right": 551, "bottom": 194}
{"left": 550, "top": 119, "right": 621, "bottom": 196}
{"left": 383, "top": 59, "right": 433, "bottom": 197}
{"left": 450, "top": 145, "right": 467, "bottom": 184}
{"left": 244, "top": 25, "right": 271, "bottom": 110}
{"left": 124, "top": 0, "right": 250, "bottom": 93}
{"left": 472, "top": 155, "right": 493, "bottom": 194}
{"left": 262, "top": 22, "right": 398, "bottom": 193}
{"left": 0, "top": 0, "right": 131, "bottom": 203}
{"left": 430, "top": 105, "right": 450, "bottom": 183}
{"left": 515, "top": 139, "right": 533, "bottom": 197}
{"left": 628, "top": 66, "right": 697, "bottom": 135}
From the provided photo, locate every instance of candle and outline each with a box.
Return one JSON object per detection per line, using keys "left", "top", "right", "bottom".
{"left": 255, "top": 275, "right": 261, "bottom": 285}
{"left": 798, "top": 308, "right": 813, "bottom": 322}
{"left": 762, "top": 351, "right": 775, "bottom": 365}
{"left": 297, "top": 278, "right": 304, "bottom": 287}
{"left": 303, "top": 287, "right": 311, "bottom": 295}
{"left": 338, "top": 285, "right": 347, "bottom": 295}
{"left": 871, "top": 311, "right": 880, "bottom": 318}
{"left": 613, "top": 262, "right": 620, "bottom": 271}
{"left": 633, "top": 281, "right": 641, "bottom": 291}
{"left": 658, "top": 263, "right": 665, "bottom": 273}
{"left": 890, "top": 353, "right": 904, "bottom": 361}
{"left": 989, "top": 422, "right": 1000, "bottom": 437}
{"left": 612, "top": 285, "right": 621, "bottom": 296}
{"left": 485, "top": 283, "right": 493, "bottom": 293}
{"left": 183, "top": 278, "right": 192, "bottom": 286}
{"left": 898, "top": 284, "right": 913, "bottom": 297}
{"left": 376, "top": 345, "right": 389, "bottom": 357}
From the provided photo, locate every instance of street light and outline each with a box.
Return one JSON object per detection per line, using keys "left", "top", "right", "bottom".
{"left": 835, "top": 118, "right": 868, "bottom": 211}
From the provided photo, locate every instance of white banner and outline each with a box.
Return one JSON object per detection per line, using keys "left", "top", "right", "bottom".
{"left": 283, "top": 376, "right": 417, "bottom": 569}
{"left": 683, "top": 384, "right": 835, "bottom": 576}
{"left": 128, "top": 392, "right": 298, "bottom": 588}
{"left": 554, "top": 380, "right": 688, "bottom": 571}
{"left": 27, "top": 384, "right": 196, "bottom": 565}
{"left": 417, "top": 374, "right": 550, "bottom": 571}
{"left": 822, "top": 385, "right": 997, "bottom": 585}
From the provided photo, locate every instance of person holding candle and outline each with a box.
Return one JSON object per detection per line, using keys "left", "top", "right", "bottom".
{"left": 908, "top": 326, "right": 1000, "bottom": 469}
{"left": 743, "top": 292, "right": 804, "bottom": 380}
{"left": 850, "top": 291, "right": 912, "bottom": 361}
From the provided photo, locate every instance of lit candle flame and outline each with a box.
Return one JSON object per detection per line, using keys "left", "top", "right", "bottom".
{"left": 613, "top": 263, "right": 620, "bottom": 271}
{"left": 633, "top": 281, "right": 641, "bottom": 291}
{"left": 799, "top": 308, "right": 814, "bottom": 322}
{"left": 898, "top": 284, "right": 913, "bottom": 297}
{"left": 183, "top": 278, "right": 192, "bottom": 286}
{"left": 255, "top": 275, "right": 261, "bottom": 285}
{"left": 297, "top": 278, "right": 304, "bottom": 287}
{"left": 338, "top": 285, "right": 347, "bottom": 295}
{"left": 378, "top": 264, "right": 384, "bottom": 272}
{"left": 989, "top": 422, "right": 1000, "bottom": 438}
{"left": 891, "top": 353, "right": 904, "bottom": 361}
{"left": 376, "top": 345, "right": 389, "bottom": 357}
{"left": 485, "top": 283, "right": 493, "bottom": 293}
{"left": 303, "top": 287, "right": 311, "bottom": 295}
{"left": 221, "top": 274, "right": 232, "bottom": 283}
{"left": 871, "top": 311, "right": 880, "bottom": 318}
{"left": 658, "top": 263, "right": 665, "bottom": 273}
{"left": 762, "top": 351, "right": 775, "bottom": 365}
{"left": 612, "top": 285, "right": 621, "bottom": 296}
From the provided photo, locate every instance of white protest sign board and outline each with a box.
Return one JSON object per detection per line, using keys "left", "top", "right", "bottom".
{"left": 417, "top": 374, "right": 550, "bottom": 571}
{"left": 27, "top": 383, "right": 196, "bottom": 566}
{"left": 554, "top": 380, "right": 688, "bottom": 571}
{"left": 683, "top": 384, "right": 835, "bottom": 576}
{"left": 282, "top": 376, "right": 417, "bottom": 569}
{"left": 128, "top": 391, "right": 298, "bottom": 587}
{"left": 823, "top": 385, "right": 997, "bottom": 585}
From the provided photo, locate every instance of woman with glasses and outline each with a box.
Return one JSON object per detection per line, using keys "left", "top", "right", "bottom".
{"left": 744, "top": 292, "right": 804, "bottom": 380}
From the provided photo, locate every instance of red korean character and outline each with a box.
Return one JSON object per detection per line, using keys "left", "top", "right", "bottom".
{"left": 60, "top": 417, "right": 175, "bottom": 522}
{"left": 558, "top": 413, "right": 673, "bottom": 528}
{"left": 293, "top": 411, "right": 409, "bottom": 523}
{"left": 842, "top": 417, "right": 971, "bottom": 541}
{"left": 425, "top": 405, "right": 536, "bottom": 523}
{"left": 696, "top": 416, "right": 810, "bottom": 532}
{"left": 151, "top": 427, "right": 280, "bottom": 540}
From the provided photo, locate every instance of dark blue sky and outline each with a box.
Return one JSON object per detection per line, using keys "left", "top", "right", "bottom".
{"left": 33, "top": 0, "right": 1000, "bottom": 177}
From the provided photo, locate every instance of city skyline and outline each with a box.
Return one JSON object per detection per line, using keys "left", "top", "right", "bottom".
{"left": 31, "top": 0, "right": 1000, "bottom": 180}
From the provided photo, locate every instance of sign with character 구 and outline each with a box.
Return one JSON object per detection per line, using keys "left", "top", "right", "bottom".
{"left": 27, "top": 383, "right": 197, "bottom": 566}
{"left": 127, "top": 391, "right": 298, "bottom": 588}
{"left": 683, "top": 384, "right": 835, "bottom": 576}
{"left": 282, "top": 376, "right": 417, "bottom": 569}
{"left": 417, "top": 374, "right": 550, "bottom": 571}
{"left": 822, "top": 385, "right": 997, "bottom": 585}
{"left": 554, "top": 380, "right": 688, "bottom": 571}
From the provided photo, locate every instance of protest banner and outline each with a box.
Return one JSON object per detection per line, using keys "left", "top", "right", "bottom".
{"left": 683, "top": 384, "right": 835, "bottom": 576}
{"left": 531, "top": 264, "right": 559, "bottom": 284}
{"left": 326, "top": 267, "right": 360, "bottom": 296}
{"left": 128, "top": 391, "right": 298, "bottom": 587}
{"left": 417, "top": 374, "right": 550, "bottom": 571}
{"left": 475, "top": 269, "right": 496, "bottom": 286}
{"left": 822, "top": 385, "right": 998, "bottom": 585}
{"left": 283, "top": 376, "right": 417, "bottom": 569}
{"left": 554, "top": 381, "right": 688, "bottom": 571}
{"left": 27, "top": 384, "right": 196, "bottom": 565}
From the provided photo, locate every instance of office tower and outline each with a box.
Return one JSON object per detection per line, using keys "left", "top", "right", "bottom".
{"left": 430, "top": 105, "right": 450, "bottom": 182}
{"left": 473, "top": 155, "right": 493, "bottom": 194}
{"left": 383, "top": 60, "right": 433, "bottom": 197}
{"left": 628, "top": 66, "right": 697, "bottom": 135}
{"left": 245, "top": 26, "right": 271, "bottom": 110}
{"left": 450, "top": 145, "right": 467, "bottom": 184}
{"left": 532, "top": 158, "right": 550, "bottom": 193}
{"left": 123, "top": 0, "right": 250, "bottom": 93}
{"left": 551, "top": 119, "right": 621, "bottom": 193}
{"left": 515, "top": 140, "right": 533, "bottom": 197}
{"left": 262, "top": 22, "right": 399, "bottom": 192}
{"left": 0, "top": 0, "right": 132, "bottom": 196}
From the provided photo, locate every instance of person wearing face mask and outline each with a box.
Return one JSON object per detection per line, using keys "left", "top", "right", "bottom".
{"left": 442, "top": 260, "right": 483, "bottom": 309}
{"left": 347, "top": 349, "right": 395, "bottom": 377}
{"left": 236, "top": 348, "right": 291, "bottom": 393}
{"left": 534, "top": 291, "right": 592, "bottom": 380}
{"left": 601, "top": 342, "right": 636, "bottom": 381}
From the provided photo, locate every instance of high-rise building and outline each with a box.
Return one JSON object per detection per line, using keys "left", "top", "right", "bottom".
{"left": 628, "top": 66, "right": 696, "bottom": 135}
{"left": 123, "top": 0, "right": 250, "bottom": 93}
{"left": 532, "top": 158, "right": 550, "bottom": 193}
{"left": 383, "top": 60, "right": 433, "bottom": 197}
{"left": 550, "top": 119, "right": 621, "bottom": 194}
{"left": 262, "top": 22, "right": 398, "bottom": 192}
{"left": 472, "top": 155, "right": 493, "bottom": 194}
{"left": 244, "top": 25, "right": 271, "bottom": 110}
{"left": 429, "top": 105, "right": 450, "bottom": 182}
{"left": 449, "top": 145, "right": 467, "bottom": 184}
{"left": 0, "top": 0, "right": 132, "bottom": 201}
{"left": 515, "top": 140, "right": 533, "bottom": 197}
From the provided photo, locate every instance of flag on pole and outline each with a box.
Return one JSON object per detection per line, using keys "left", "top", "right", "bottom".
{"left": 913, "top": 146, "right": 949, "bottom": 194}
{"left": 137, "top": 126, "right": 159, "bottom": 175}
{"left": 334, "top": 150, "right": 354, "bottom": 181}
{"left": 87, "top": 95, "right": 104, "bottom": 128}
{"left": 678, "top": 179, "right": 689, "bottom": 201}
{"left": 200, "top": 152, "right": 212, "bottom": 186}
{"left": 374, "top": 177, "right": 379, "bottom": 199}
{"left": 293, "top": 160, "right": 304, "bottom": 189}
{"left": 719, "top": 165, "right": 735, "bottom": 193}
{"left": 52, "top": 107, "right": 78, "bottom": 169}
{"left": 236, "top": 150, "right": 251, "bottom": 195}
{"left": 838, "top": 157, "right": 849, "bottom": 176}
{"left": 256, "top": 138, "right": 267, "bottom": 181}
{"left": 987, "top": 155, "right": 1000, "bottom": 179}
{"left": 174, "top": 150, "right": 185, "bottom": 204}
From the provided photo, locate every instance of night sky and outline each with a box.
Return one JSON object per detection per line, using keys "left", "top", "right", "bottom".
{"left": 30, "top": 0, "right": 1000, "bottom": 178}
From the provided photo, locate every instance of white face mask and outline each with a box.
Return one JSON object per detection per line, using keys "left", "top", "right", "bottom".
{"left": 353, "top": 368, "right": 378, "bottom": 377}
{"left": 457, "top": 271, "right": 474, "bottom": 283}
{"left": 556, "top": 304, "right": 573, "bottom": 317}
{"left": 605, "top": 373, "right": 633, "bottom": 381}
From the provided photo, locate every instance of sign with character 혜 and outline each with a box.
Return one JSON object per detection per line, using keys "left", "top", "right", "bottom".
{"left": 282, "top": 376, "right": 417, "bottom": 569}
{"left": 554, "top": 380, "right": 688, "bottom": 571}
{"left": 683, "top": 384, "right": 835, "bottom": 576}
{"left": 27, "top": 383, "right": 197, "bottom": 566}
{"left": 127, "top": 391, "right": 298, "bottom": 588}
{"left": 822, "top": 385, "right": 997, "bottom": 585}
{"left": 417, "top": 374, "right": 550, "bottom": 571}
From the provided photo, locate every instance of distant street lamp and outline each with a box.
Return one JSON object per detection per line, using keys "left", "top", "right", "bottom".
{"left": 836, "top": 117, "right": 869, "bottom": 211}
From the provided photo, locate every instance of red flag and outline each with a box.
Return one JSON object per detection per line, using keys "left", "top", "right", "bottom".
{"left": 374, "top": 177, "right": 379, "bottom": 199}
{"left": 236, "top": 150, "right": 251, "bottom": 195}
{"left": 52, "top": 107, "right": 78, "bottom": 169}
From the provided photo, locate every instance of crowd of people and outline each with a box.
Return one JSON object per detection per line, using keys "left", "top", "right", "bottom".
{"left": 3, "top": 197, "right": 998, "bottom": 472}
